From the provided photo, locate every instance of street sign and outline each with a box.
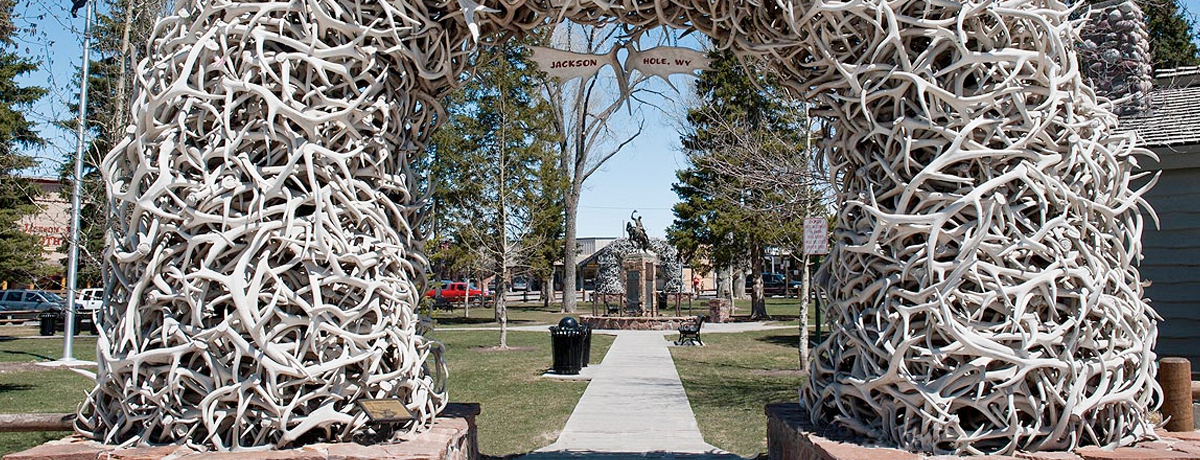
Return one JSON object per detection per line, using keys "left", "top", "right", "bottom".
{"left": 804, "top": 217, "right": 828, "bottom": 255}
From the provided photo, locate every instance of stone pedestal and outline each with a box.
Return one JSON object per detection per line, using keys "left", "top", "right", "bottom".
{"left": 622, "top": 253, "right": 658, "bottom": 316}
{"left": 3, "top": 404, "right": 480, "bottom": 460}
{"left": 708, "top": 298, "right": 732, "bottom": 323}
{"left": 765, "top": 403, "right": 1200, "bottom": 460}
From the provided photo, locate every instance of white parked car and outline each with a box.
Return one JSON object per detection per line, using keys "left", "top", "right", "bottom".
{"left": 77, "top": 288, "right": 103, "bottom": 311}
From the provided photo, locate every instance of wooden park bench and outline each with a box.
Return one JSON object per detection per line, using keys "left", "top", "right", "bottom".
{"left": 675, "top": 315, "right": 706, "bottom": 346}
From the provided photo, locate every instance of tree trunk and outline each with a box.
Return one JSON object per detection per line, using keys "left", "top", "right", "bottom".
{"left": 750, "top": 246, "right": 767, "bottom": 319}
{"left": 115, "top": 0, "right": 136, "bottom": 130}
{"left": 494, "top": 156, "right": 508, "bottom": 348}
{"left": 734, "top": 269, "right": 747, "bottom": 299}
{"left": 562, "top": 187, "right": 579, "bottom": 313}
{"left": 496, "top": 277, "right": 508, "bottom": 349}
{"left": 798, "top": 255, "right": 811, "bottom": 370}
{"left": 542, "top": 273, "right": 553, "bottom": 309}
{"left": 716, "top": 266, "right": 730, "bottom": 299}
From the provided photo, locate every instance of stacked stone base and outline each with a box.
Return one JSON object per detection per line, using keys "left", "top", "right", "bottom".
{"left": 4, "top": 403, "right": 479, "bottom": 460}
{"left": 767, "top": 403, "right": 1200, "bottom": 460}
{"left": 580, "top": 315, "right": 691, "bottom": 330}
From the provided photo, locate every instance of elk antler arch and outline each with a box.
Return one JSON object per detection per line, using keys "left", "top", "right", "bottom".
{"left": 80, "top": 0, "right": 1159, "bottom": 454}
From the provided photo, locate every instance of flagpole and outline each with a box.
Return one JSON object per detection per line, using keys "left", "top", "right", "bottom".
{"left": 62, "top": 0, "right": 94, "bottom": 362}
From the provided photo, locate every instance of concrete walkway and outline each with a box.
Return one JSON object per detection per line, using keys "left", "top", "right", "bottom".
{"left": 521, "top": 330, "right": 745, "bottom": 460}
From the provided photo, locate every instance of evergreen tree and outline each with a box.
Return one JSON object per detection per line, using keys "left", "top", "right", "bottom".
{"left": 668, "top": 50, "right": 826, "bottom": 319}
{"left": 524, "top": 155, "right": 567, "bottom": 309}
{"left": 1142, "top": 0, "right": 1200, "bottom": 68}
{"left": 1082, "top": 0, "right": 1200, "bottom": 68}
{"left": 429, "top": 35, "right": 563, "bottom": 347}
{"left": 59, "top": 0, "right": 168, "bottom": 287}
{"left": 0, "top": 0, "right": 49, "bottom": 286}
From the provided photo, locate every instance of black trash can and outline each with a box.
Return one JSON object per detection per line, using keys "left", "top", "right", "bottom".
{"left": 550, "top": 317, "right": 587, "bottom": 375}
{"left": 38, "top": 311, "right": 57, "bottom": 336}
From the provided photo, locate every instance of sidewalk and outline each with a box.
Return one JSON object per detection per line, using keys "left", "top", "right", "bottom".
{"left": 520, "top": 330, "right": 744, "bottom": 460}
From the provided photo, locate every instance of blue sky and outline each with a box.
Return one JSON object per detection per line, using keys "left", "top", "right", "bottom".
{"left": 14, "top": 0, "right": 1200, "bottom": 240}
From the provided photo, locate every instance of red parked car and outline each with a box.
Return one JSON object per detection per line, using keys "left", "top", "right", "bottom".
{"left": 425, "top": 282, "right": 485, "bottom": 304}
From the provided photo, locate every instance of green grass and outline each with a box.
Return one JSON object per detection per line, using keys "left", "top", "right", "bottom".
{"left": 430, "top": 329, "right": 614, "bottom": 456}
{"left": 0, "top": 332, "right": 97, "bottom": 363}
{"left": 0, "top": 332, "right": 102, "bottom": 457}
{"left": 431, "top": 295, "right": 823, "bottom": 329}
{"left": 0, "top": 327, "right": 613, "bottom": 459}
{"left": 0, "top": 370, "right": 94, "bottom": 413}
{"left": 671, "top": 329, "right": 805, "bottom": 457}
{"left": 430, "top": 301, "right": 571, "bottom": 328}
{"left": 0, "top": 369, "right": 95, "bottom": 455}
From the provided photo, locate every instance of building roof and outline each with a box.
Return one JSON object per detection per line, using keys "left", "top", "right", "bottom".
{"left": 1118, "top": 67, "right": 1200, "bottom": 148}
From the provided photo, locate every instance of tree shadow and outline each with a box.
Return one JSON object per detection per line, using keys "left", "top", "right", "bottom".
{"left": 755, "top": 334, "right": 800, "bottom": 348}
{"left": 435, "top": 317, "right": 540, "bottom": 326}
{"left": 1, "top": 350, "right": 55, "bottom": 361}
{"left": 0, "top": 383, "right": 35, "bottom": 393}
{"left": 435, "top": 317, "right": 496, "bottom": 326}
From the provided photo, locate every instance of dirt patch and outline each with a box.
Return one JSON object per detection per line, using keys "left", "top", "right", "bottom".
{"left": 538, "top": 429, "right": 560, "bottom": 443}
{"left": 750, "top": 369, "right": 804, "bottom": 377}
{"left": 471, "top": 346, "right": 535, "bottom": 353}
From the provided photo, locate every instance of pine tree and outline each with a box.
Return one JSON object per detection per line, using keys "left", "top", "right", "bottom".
{"left": 429, "top": 35, "right": 563, "bottom": 347}
{"left": 668, "top": 50, "right": 826, "bottom": 319}
{"left": 1082, "top": 0, "right": 1200, "bottom": 68}
{"left": 1142, "top": 0, "right": 1200, "bottom": 68}
{"left": 0, "top": 0, "right": 49, "bottom": 286}
{"left": 59, "top": 0, "right": 168, "bottom": 287}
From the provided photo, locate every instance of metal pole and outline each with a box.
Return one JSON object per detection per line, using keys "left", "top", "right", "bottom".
{"left": 63, "top": 0, "right": 95, "bottom": 362}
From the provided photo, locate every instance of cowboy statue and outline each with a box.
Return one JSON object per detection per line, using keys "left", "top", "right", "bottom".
{"left": 626, "top": 211, "right": 652, "bottom": 253}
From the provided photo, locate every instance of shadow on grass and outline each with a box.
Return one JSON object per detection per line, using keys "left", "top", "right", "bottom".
{"left": 435, "top": 317, "right": 540, "bottom": 326}
{"left": 678, "top": 372, "right": 799, "bottom": 409}
{"left": 755, "top": 334, "right": 800, "bottom": 348}
{"left": 673, "top": 355, "right": 777, "bottom": 372}
{"left": 0, "top": 383, "right": 34, "bottom": 393}
{"left": 1, "top": 350, "right": 53, "bottom": 361}
{"left": 0, "top": 336, "right": 16, "bottom": 342}
{"left": 435, "top": 317, "right": 496, "bottom": 326}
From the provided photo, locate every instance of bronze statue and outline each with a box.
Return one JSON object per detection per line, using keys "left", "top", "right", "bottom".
{"left": 626, "top": 211, "right": 652, "bottom": 253}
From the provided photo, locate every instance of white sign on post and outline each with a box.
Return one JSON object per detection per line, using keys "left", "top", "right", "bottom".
{"left": 804, "top": 217, "right": 828, "bottom": 255}
{"left": 625, "top": 47, "right": 711, "bottom": 79}
{"left": 530, "top": 47, "right": 615, "bottom": 81}
{"left": 530, "top": 45, "right": 710, "bottom": 82}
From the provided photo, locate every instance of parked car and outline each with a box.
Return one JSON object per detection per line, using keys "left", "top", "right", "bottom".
{"left": 77, "top": 288, "right": 103, "bottom": 311}
{"left": 512, "top": 276, "right": 529, "bottom": 291}
{"left": 425, "top": 282, "right": 486, "bottom": 304}
{"left": 0, "top": 290, "right": 66, "bottom": 312}
{"left": 745, "top": 273, "right": 796, "bottom": 297}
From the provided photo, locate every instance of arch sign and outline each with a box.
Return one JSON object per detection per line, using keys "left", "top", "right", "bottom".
{"left": 530, "top": 45, "right": 710, "bottom": 81}
{"left": 80, "top": 0, "right": 1159, "bottom": 455}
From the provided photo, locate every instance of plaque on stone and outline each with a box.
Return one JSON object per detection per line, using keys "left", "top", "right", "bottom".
{"left": 356, "top": 399, "right": 416, "bottom": 423}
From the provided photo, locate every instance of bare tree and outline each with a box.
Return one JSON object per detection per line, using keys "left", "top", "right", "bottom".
{"left": 541, "top": 23, "right": 665, "bottom": 313}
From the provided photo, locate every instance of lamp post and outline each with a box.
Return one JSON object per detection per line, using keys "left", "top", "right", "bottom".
{"left": 62, "top": 0, "right": 94, "bottom": 362}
